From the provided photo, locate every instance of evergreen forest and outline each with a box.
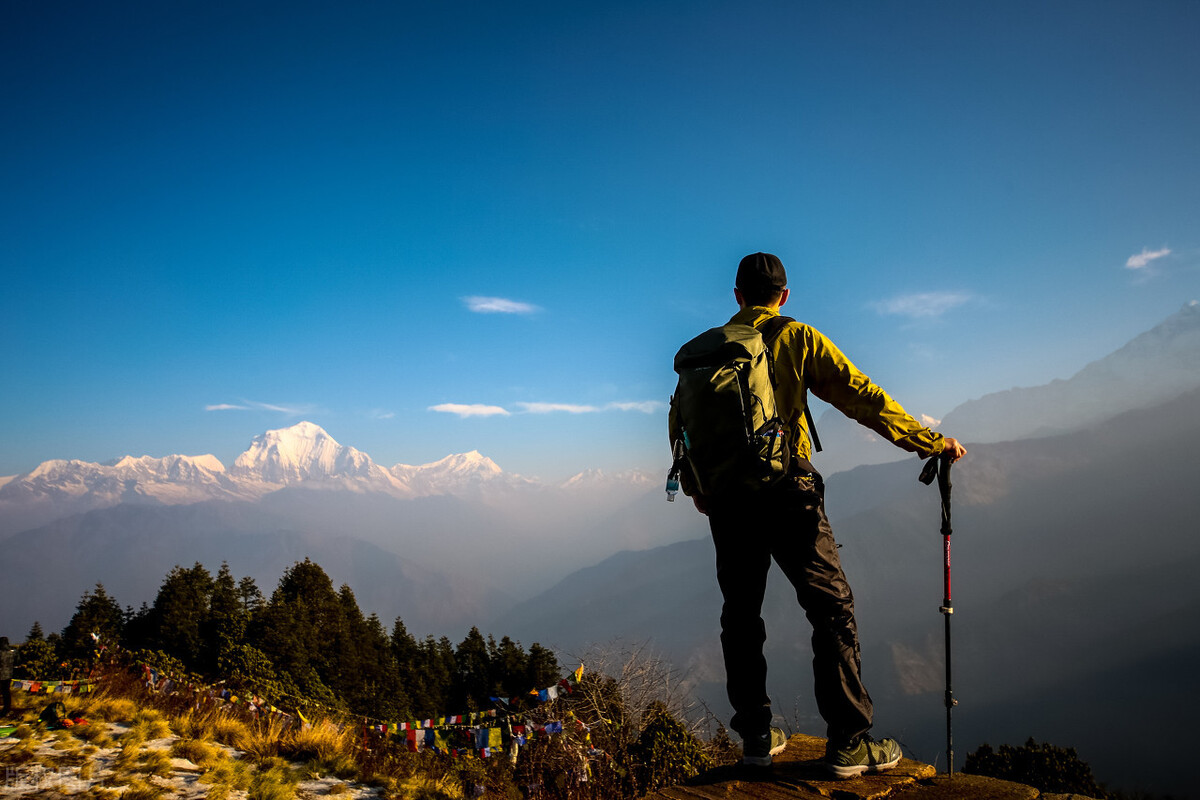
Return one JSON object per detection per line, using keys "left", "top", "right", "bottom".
{"left": 13, "top": 558, "right": 562, "bottom": 722}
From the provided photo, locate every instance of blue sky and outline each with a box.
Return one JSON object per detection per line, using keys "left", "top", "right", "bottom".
{"left": 3, "top": 0, "right": 1198, "bottom": 480}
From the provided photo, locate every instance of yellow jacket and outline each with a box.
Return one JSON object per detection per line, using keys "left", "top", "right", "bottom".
{"left": 726, "top": 306, "right": 944, "bottom": 462}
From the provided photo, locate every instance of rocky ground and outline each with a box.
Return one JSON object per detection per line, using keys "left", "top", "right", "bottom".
{"left": 649, "top": 734, "right": 1101, "bottom": 800}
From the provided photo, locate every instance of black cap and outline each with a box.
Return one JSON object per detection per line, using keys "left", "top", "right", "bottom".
{"left": 736, "top": 252, "right": 787, "bottom": 293}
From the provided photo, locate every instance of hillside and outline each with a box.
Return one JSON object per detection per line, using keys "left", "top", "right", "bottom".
{"left": 940, "top": 300, "right": 1200, "bottom": 442}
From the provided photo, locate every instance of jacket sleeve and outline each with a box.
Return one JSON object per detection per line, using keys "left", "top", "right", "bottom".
{"left": 793, "top": 326, "right": 946, "bottom": 459}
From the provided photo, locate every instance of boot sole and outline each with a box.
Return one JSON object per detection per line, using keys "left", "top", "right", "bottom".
{"left": 825, "top": 754, "right": 901, "bottom": 779}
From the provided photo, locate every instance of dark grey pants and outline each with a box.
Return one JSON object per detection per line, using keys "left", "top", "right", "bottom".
{"left": 707, "top": 464, "right": 873, "bottom": 745}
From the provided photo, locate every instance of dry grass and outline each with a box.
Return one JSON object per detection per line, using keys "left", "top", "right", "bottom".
{"left": 199, "top": 753, "right": 254, "bottom": 792}
{"left": 380, "top": 774, "right": 463, "bottom": 800}
{"left": 209, "top": 711, "right": 253, "bottom": 751}
{"left": 170, "top": 736, "right": 226, "bottom": 768}
{"left": 138, "top": 748, "right": 175, "bottom": 777}
{"left": 80, "top": 694, "right": 140, "bottom": 724}
{"left": 119, "top": 777, "right": 169, "bottom": 800}
{"left": 170, "top": 705, "right": 215, "bottom": 740}
{"left": 52, "top": 729, "right": 80, "bottom": 750}
{"left": 127, "top": 708, "right": 171, "bottom": 742}
{"left": 0, "top": 734, "right": 42, "bottom": 767}
{"left": 113, "top": 741, "right": 143, "bottom": 773}
{"left": 203, "top": 784, "right": 232, "bottom": 800}
{"left": 240, "top": 714, "right": 291, "bottom": 762}
{"left": 3, "top": 676, "right": 378, "bottom": 798}
{"left": 281, "top": 718, "right": 359, "bottom": 778}
{"left": 248, "top": 759, "right": 300, "bottom": 800}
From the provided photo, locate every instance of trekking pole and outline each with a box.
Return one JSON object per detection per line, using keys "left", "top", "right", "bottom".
{"left": 919, "top": 453, "right": 956, "bottom": 776}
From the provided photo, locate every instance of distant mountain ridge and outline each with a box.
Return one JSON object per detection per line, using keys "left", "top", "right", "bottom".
{"left": 0, "top": 420, "right": 685, "bottom": 640}
{"left": 941, "top": 300, "right": 1200, "bottom": 443}
{"left": 0, "top": 421, "right": 653, "bottom": 537}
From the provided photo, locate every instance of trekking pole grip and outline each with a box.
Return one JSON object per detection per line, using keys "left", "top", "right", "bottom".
{"left": 937, "top": 452, "right": 953, "bottom": 537}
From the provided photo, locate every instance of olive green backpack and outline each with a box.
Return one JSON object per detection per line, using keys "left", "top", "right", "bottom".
{"left": 669, "top": 316, "right": 798, "bottom": 496}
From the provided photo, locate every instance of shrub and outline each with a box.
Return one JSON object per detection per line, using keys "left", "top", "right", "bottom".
{"left": 965, "top": 738, "right": 1107, "bottom": 797}
{"left": 629, "top": 702, "right": 711, "bottom": 792}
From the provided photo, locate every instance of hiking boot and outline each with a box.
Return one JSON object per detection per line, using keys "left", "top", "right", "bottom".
{"left": 824, "top": 735, "right": 902, "bottom": 778}
{"left": 742, "top": 726, "right": 788, "bottom": 767}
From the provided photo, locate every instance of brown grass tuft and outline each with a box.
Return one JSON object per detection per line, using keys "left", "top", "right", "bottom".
{"left": 170, "top": 737, "right": 225, "bottom": 768}
{"left": 119, "top": 778, "right": 169, "bottom": 800}
{"left": 209, "top": 712, "right": 252, "bottom": 751}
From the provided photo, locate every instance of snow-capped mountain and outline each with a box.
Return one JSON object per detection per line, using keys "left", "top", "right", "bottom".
{"left": 0, "top": 422, "right": 658, "bottom": 537}
{"left": 0, "top": 452, "right": 248, "bottom": 537}
{"left": 12, "top": 454, "right": 233, "bottom": 501}
{"left": 394, "top": 451, "right": 506, "bottom": 490}
{"left": 230, "top": 421, "right": 407, "bottom": 494}
{"left": 558, "top": 468, "right": 656, "bottom": 491}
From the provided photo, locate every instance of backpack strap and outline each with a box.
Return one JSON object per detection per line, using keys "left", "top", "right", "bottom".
{"left": 755, "top": 315, "right": 823, "bottom": 453}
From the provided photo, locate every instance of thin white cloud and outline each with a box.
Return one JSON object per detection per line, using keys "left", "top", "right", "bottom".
{"left": 463, "top": 296, "right": 540, "bottom": 314}
{"left": 515, "top": 402, "right": 599, "bottom": 414}
{"left": 429, "top": 403, "right": 511, "bottom": 418}
{"left": 429, "top": 399, "right": 665, "bottom": 417}
{"left": 252, "top": 401, "right": 314, "bottom": 415}
{"left": 204, "top": 400, "right": 313, "bottom": 415}
{"left": 606, "top": 401, "right": 667, "bottom": 414}
{"left": 871, "top": 291, "right": 973, "bottom": 319}
{"left": 920, "top": 413, "right": 942, "bottom": 428}
{"left": 368, "top": 409, "right": 396, "bottom": 420}
{"left": 1126, "top": 247, "right": 1171, "bottom": 270}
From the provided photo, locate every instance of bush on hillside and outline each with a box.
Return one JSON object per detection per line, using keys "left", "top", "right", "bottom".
{"left": 965, "top": 738, "right": 1107, "bottom": 797}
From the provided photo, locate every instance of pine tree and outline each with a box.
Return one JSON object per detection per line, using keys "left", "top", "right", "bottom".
{"left": 452, "top": 627, "right": 492, "bottom": 711}
{"left": 525, "top": 642, "right": 560, "bottom": 692}
{"left": 416, "top": 635, "right": 455, "bottom": 716}
{"left": 123, "top": 602, "right": 153, "bottom": 649}
{"left": 257, "top": 559, "right": 344, "bottom": 705}
{"left": 62, "top": 583, "right": 125, "bottom": 660}
{"left": 204, "top": 563, "right": 248, "bottom": 675}
{"left": 146, "top": 563, "right": 214, "bottom": 669}
{"left": 238, "top": 575, "right": 264, "bottom": 614}
{"left": 489, "top": 635, "right": 529, "bottom": 698}
{"left": 392, "top": 619, "right": 435, "bottom": 716}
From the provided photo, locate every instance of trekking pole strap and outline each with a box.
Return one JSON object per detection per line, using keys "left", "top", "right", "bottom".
{"left": 919, "top": 452, "right": 953, "bottom": 534}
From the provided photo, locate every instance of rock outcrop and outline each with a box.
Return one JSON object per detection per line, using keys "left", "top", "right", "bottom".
{"left": 649, "top": 734, "right": 1100, "bottom": 800}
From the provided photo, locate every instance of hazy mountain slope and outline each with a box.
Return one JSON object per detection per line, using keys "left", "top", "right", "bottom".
{"left": 0, "top": 502, "right": 511, "bottom": 637}
{"left": 941, "top": 300, "right": 1200, "bottom": 442}
{"left": 496, "top": 386, "right": 1200, "bottom": 793}
{"left": 492, "top": 538, "right": 720, "bottom": 652}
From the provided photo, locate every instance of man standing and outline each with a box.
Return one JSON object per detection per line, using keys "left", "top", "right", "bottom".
{"left": 669, "top": 253, "right": 966, "bottom": 776}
